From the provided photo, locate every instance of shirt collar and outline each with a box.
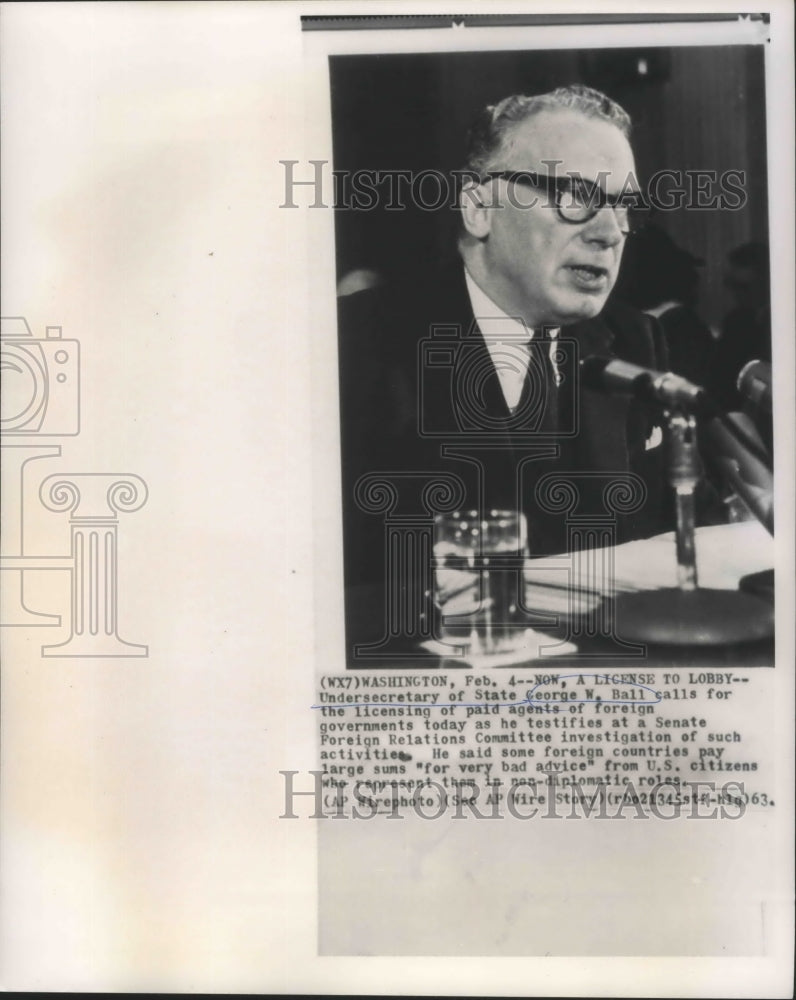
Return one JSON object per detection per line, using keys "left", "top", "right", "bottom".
{"left": 463, "top": 267, "right": 533, "bottom": 343}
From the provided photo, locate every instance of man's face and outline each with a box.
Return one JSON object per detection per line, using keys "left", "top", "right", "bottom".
{"left": 477, "top": 109, "right": 637, "bottom": 327}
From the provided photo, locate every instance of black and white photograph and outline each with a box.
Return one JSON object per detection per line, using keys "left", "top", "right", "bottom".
{"left": 328, "top": 34, "right": 776, "bottom": 671}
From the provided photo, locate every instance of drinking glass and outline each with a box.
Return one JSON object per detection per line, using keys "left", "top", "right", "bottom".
{"left": 433, "top": 509, "right": 529, "bottom": 655}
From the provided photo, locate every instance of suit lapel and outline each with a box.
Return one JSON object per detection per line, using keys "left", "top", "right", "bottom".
{"left": 417, "top": 266, "right": 633, "bottom": 475}
{"left": 429, "top": 266, "right": 520, "bottom": 427}
{"left": 565, "top": 312, "right": 632, "bottom": 473}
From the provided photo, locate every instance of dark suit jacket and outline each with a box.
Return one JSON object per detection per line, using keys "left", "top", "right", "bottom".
{"left": 337, "top": 264, "right": 671, "bottom": 593}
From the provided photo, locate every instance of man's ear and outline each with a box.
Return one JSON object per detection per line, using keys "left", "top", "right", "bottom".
{"left": 460, "top": 183, "right": 492, "bottom": 240}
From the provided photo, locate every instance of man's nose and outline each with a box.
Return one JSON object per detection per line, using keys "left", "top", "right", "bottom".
{"left": 580, "top": 206, "right": 625, "bottom": 248}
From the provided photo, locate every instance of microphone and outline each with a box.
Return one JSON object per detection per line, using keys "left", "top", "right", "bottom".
{"left": 580, "top": 356, "right": 709, "bottom": 410}
{"left": 580, "top": 356, "right": 771, "bottom": 467}
{"left": 737, "top": 360, "right": 772, "bottom": 414}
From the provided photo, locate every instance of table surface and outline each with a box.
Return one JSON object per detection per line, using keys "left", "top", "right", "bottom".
{"left": 346, "top": 521, "right": 776, "bottom": 670}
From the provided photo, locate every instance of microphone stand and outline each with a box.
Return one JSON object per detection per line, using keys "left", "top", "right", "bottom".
{"left": 612, "top": 405, "right": 774, "bottom": 646}
{"left": 669, "top": 411, "right": 700, "bottom": 591}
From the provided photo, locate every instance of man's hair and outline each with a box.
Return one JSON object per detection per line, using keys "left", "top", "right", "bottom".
{"left": 462, "top": 84, "right": 632, "bottom": 178}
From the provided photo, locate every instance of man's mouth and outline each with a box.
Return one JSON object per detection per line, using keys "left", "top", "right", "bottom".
{"left": 565, "top": 263, "right": 611, "bottom": 290}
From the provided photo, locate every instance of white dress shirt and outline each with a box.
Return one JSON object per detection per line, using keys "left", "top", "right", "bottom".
{"left": 464, "top": 268, "right": 560, "bottom": 412}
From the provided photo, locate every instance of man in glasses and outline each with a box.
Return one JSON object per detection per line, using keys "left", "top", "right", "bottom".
{"left": 337, "top": 84, "right": 670, "bottom": 644}
{"left": 459, "top": 89, "right": 645, "bottom": 329}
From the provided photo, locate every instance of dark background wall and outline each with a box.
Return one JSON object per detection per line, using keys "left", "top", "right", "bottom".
{"left": 330, "top": 45, "right": 767, "bottom": 329}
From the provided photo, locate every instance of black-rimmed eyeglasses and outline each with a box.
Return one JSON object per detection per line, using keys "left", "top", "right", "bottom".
{"left": 479, "top": 170, "right": 650, "bottom": 234}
